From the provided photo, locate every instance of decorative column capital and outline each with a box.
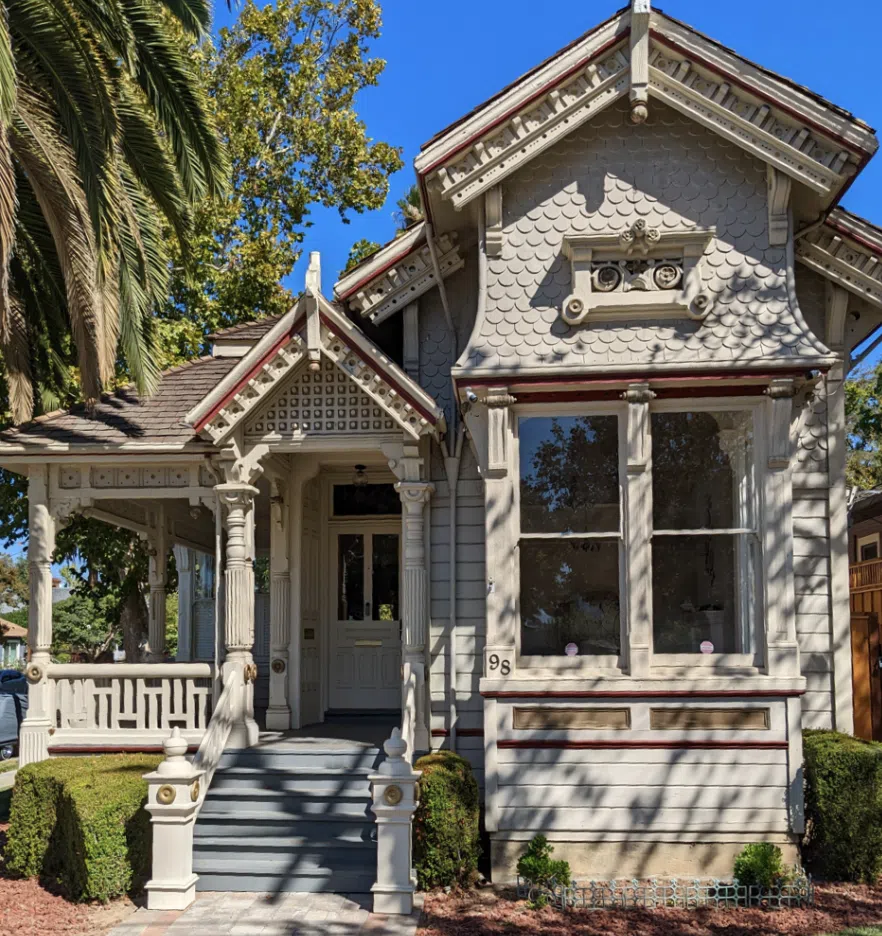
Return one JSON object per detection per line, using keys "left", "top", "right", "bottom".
{"left": 620, "top": 382, "right": 656, "bottom": 405}
{"left": 395, "top": 480, "right": 434, "bottom": 511}
{"left": 215, "top": 482, "right": 259, "bottom": 511}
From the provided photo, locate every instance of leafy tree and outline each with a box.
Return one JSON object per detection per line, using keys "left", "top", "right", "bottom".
{"left": 52, "top": 592, "right": 120, "bottom": 662}
{"left": 343, "top": 238, "right": 382, "bottom": 275}
{"left": 394, "top": 183, "right": 423, "bottom": 230}
{"left": 0, "top": 0, "right": 225, "bottom": 421}
{"left": 0, "top": 552, "right": 28, "bottom": 610}
{"left": 158, "top": 0, "right": 404, "bottom": 366}
{"left": 846, "top": 366, "right": 882, "bottom": 490}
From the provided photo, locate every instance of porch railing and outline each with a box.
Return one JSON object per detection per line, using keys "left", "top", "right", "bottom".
{"left": 48, "top": 662, "right": 214, "bottom": 750}
{"left": 850, "top": 557, "right": 882, "bottom": 592}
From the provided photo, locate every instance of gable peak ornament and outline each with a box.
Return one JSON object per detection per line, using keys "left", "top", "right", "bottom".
{"left": 629, "top": 0, "right": 651, "bottom": 124}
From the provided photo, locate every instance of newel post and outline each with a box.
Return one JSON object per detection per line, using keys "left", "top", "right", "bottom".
{"left": 216, "top": 482, "right": 259, "bottom": 748}
{"left": 370, "top": 729, "right": 421, "bottom": 915}
{"left": 144, "top": 727, "right": 203, "bottom": 910}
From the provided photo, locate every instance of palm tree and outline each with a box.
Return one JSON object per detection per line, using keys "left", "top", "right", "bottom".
{"left": 0, "top": 0, "right": 226, "bottom": 422}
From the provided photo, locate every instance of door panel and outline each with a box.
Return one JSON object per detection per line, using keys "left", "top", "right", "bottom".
{"left": 329, "top": 530, "right": 401, "bottom": 710}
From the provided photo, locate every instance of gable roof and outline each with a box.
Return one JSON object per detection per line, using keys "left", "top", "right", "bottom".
{"left": 414, "top": 5, "right": 877, "bottom": 213}
{"left": 0, "top": 356, "right": 238, "bottom": 453}
{"left": 0, "top": 619, "right": 26, "bottom": 641}
{"left": 187, "top": 289, "right": 446, "bottom": 445}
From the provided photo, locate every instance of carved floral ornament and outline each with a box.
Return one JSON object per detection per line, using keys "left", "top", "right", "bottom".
{"left": 560, "top": 220, "right": 715, "bottom": 326}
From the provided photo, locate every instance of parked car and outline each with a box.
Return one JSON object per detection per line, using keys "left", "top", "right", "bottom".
{"left": 0, "top": 672, "right": 27, "bottom": 759}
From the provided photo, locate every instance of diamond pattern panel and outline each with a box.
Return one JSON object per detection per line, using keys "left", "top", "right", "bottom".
{"left": 461, "top": 100, "right": 830, "bottom": 373}
{"left": 245, "top": 356, "right": 396, "bottom": 440}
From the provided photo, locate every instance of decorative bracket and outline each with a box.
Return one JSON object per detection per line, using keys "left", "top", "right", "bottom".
{"left": 485, "top": 187, "right": 504, "bottom": 257}
{"left": 767, "top": 167, "right": 792, "bottom": 247}
{"left": 765, "top": 378, "right": 799, "bottom": 470}
{"left": 485, "top": 387, "right": 516, "bottom": 477}
{"left": 622, "top": 382, "right": 656, "bottom": 473}
{"left": 629, "top": 0, "right": 651, "bottom": 124}
{"left": 561, "top": 221, "right": 715, "bottom": 325}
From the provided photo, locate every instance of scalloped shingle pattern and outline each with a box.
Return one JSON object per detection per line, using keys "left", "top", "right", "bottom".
{"left": 795, "top": 378, "right": 829, "bottom": 474}
{"left": 461, "top": 101, "right": 830, "bottom": 373}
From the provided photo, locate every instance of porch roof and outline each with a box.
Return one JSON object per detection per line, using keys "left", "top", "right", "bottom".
{"left": 0, "top": 356, "right": 239, "bottom": 454}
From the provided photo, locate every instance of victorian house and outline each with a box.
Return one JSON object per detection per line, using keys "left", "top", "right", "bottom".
{"left": 2, "top": 0, "right": 881, "bottom": 899}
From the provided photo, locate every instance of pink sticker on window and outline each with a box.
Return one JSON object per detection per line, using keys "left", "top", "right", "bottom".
{"left": 565, "top": 643, "right": 578, "bottom": 657}
{"left": 700, "top": 640, "right": 714, "bottom": 654}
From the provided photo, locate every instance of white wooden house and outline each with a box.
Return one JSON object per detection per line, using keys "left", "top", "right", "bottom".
{"left": 3, "top": 0, "right": 882, "bottom": 895}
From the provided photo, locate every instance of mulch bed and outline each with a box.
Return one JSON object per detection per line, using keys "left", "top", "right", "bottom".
{"left": 419, "top": 884, "right": 882, "bottom": 936}
{"left": 0, "top": 822, "right": 138, "bottom": 936}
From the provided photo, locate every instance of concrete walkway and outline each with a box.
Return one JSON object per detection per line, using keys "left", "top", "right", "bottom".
{"left": 108, "top": 892, "right": 422, "bottom": 936}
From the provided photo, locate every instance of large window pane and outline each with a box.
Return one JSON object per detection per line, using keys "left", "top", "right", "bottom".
{"left": 372, "top": 534, "right": 399, "bottom": 621}
{"left": 652, "top": 534, "right": 755, "bottom": 654}
{"left": 520, "top": 416, "right": 619, "bottom": 533}
{"left": 652, "top": 411, "right": 753, "bottom": 530}
{"left": 520, "top": 539, "right": 620, "bottom": 656}
{"left": 337, "top": 534, "right": 364, "bottom": 621}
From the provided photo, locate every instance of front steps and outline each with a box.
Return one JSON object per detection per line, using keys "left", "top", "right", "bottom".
{"left": 193, "top": 735, "right": 384, "bottom": 893}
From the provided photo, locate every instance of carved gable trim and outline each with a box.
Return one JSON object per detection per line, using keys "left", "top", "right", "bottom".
{"left": 795, "top": 209, "right": 882, "bottom": 309}
{"left": 560, "top": 222, "right": 715, "bottom": 325}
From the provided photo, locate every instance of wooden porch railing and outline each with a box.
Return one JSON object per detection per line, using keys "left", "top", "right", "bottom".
{"left": 850, "top": 558, "right": 882, "bottom": 593}
{"left": 47, "top": 662, "right": 215, "bottom": 751}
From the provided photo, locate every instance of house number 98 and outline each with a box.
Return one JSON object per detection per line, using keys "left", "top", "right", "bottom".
{"left": 488, "top": 654, "right": 511, "bottom": 676}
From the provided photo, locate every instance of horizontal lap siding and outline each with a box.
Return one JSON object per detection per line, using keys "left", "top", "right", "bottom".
{"left": 493, "top": 704, "right": 793, "bottom": 834}
{"left": 428, "top": 445, "right": 486, "bottom": 775}
{"left": 793, "top": 493, "right": 834, "bottom": 729}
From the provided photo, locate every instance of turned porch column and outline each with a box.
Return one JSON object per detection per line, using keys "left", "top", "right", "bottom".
{"left": 174, "top": 546, "right": 194, "bottom": 662}
{"left": 396, "top": 479, "right": 433, "bottom": 753}
{"left": 216, "top": 482, "right": 259, "bottom": 748}
{"left": 266, "top": 480, "right": 291, "bottom": 730}
{"left": 146, "top": 507, "right": 169, "bottom": 661}
{"left": 20, "top": 466, "right": 58, "bottom": 766}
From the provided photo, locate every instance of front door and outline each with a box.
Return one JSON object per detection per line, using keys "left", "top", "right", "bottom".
{"left": 329, "top": 527, "right": 401, "bottom": 710}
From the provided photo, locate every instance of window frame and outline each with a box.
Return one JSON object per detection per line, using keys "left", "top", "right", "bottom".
{"left": 513, "top": 402, "right": 629, "bottom": 673}
{"left": 648, "top": 397, "right": 765, "bottom": 671}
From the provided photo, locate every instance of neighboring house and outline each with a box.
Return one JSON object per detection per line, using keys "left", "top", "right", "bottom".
{"left": 0, "top": 618, "right": 26, "bottom": 667}
{"left": 1, "top": 0, "right": 882, "bottom": 888}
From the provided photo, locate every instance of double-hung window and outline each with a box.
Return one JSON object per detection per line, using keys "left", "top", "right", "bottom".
{"left": 650, "top": 406, "right": 760, "bottom": 663}
{"left": 516, "top": 410, "right": 624, "bottom": 666}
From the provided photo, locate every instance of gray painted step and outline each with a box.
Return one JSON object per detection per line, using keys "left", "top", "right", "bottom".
{"left": 194, "top": 735, "right": 379, "bottom": 894}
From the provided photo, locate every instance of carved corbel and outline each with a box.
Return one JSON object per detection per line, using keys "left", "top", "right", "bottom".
{"left": 765, "top": 378, "right": 799, "bottom": 469}
{"left": 825, "top": 281, "right": 849, "bottom": 353}
{"left": 219, "top": 441, "right": 269, "bottom": 488}
{"left": 485, "top": 186, "right": 503, "bottom": 257}
{"left": 52, "top": 495, "right": 93, "bottom": 527}
{"left": 621, "top": 383, "right": 656, "bottom": 473}
{"left": 629, "top": 0, "right": 651, "bottom": 124}
{"left": 767, "top": 166, "right": 792, "bottom": 247}
{"left": 485, "top": 387, "right": 516, "bottom": 477}
{"left": 270, "top": 478, "right": 287, "bottom": 530}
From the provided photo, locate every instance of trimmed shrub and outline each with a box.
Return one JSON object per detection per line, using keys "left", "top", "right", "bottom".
{"left": 803, "top": 729, "right": 882, "bottom": 883}
{"left": 5, "top": 754, "right": 161, "bottom": 901}
{"left": 516, "top": 834, "right": 571, "bottom": 888}
{"left": 733, "top": 843, "right": 787, "bottom": 889}
{"left": 413, "top": 750, "right": 480, "bottom": 889}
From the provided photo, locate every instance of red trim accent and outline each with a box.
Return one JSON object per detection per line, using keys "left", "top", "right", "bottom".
{"left": 497, "top": 739, "right": 789, "bottom": 750}
{"left": 482, "top": 689, "right": 804, "bottom": 699}
{"left": 420, "top": 31, "right": 630, "bottom": 176}
{"left": 319, "top": 313, "right": 440, "bottom": 425}
{"left": 431, "top": 728, "right": 485, "bottom": 737}
{"left": 650, "top": 31, "right": 870, "bottom": 157}
{"left": 48, "top": 745, "right": 200, "bottom": 754}
{"left": 825, "top": 218, "right": 882, "bottom": 259}
{"left": 337, "top": 240, "right": 424, "bottom": 302}
{"left": 194, "top": 329, "right": 293, "bottom": 432}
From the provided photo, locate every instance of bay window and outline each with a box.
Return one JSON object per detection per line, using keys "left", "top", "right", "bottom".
{"left": 517, "top": 412, "right": 624, "bottom": 663}
{"left": 514, "top": 402, "right": 761, "bottom": 670}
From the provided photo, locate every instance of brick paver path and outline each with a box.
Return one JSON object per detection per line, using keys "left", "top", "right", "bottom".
{"left": 107, "top": 892, "right": 422, "bottom": 936}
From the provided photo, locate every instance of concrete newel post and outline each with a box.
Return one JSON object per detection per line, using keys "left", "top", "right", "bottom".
{"left": 370, "top": 728, "right": 421, "bottom": 915}
{"left": 144, "top": 727, "right": 204, "bottom": 911}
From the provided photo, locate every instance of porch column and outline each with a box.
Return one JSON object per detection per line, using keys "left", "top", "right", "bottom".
{"left": 267, "top": 480, "right": 291, "bottom": 730}
{"left": 216, "top": 482, "right": 260, "bottom": 748}
{"left": 174, "top": 546, "right": 194, "bottom": 662}
{"left": 20, "top": 466, "right": 58, "bottom": 766}
{"left": 146, "top": 507, "right": 169, "bottom": 661}
{"left": 396, "top": 479, "right": 433, "bottom": 753}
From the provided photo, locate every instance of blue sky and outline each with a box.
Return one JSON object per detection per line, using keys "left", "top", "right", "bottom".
{"left": 213, "top": 0, "right": 882, "bottom": 295}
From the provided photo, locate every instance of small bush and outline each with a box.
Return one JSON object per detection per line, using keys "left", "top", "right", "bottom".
{"left": 516, "top": 834, "right": 571, "bottom": 889}
{"left": 5, "top": 754, "right": 161, "bottom": 901}
{"left": 413, "top": 750, "right": 480, "bottom": 890}
{"left": 803, "top": 729, "right": 882, "bottom": 883}
{"left": 733, "top": 843, "right": 787, "bottom": 888}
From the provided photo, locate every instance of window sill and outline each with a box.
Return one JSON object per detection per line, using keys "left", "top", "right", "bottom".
{"left": 650, "top": 654, "right": 762, "bottom": 675}
{"left": 479, "top": 673, "right": 805, "bottom": 697}
{"left": 517, "top": 655, "right": 624, "bottom": 676}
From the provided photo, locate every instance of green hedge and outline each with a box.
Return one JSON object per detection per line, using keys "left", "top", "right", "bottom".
{"left": 803, "top": 729, "right": 882, "bottom": 883}
{"left": 4, "top": 754, "right": 161, "bottom": 901}
{"left": 413, "top": 750, "right": 480, "bottom": 890}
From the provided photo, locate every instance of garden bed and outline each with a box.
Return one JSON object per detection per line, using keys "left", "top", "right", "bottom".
{"left": 418, "top": 883, "right": 882, "bottom": 936}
